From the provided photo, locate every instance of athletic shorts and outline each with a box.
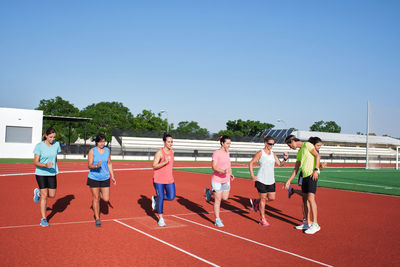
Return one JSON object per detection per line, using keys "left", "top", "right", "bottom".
{"left": 255, "top": 181, "right": 276, "bottom": 193}
{"left": 36, "top": 175, "right": 57, "bottom": 189}
{"left": 87, "top": 177, "right": 110, "bottom": 188}
{"left": 301, "top": 176, "right": 318, "bottom": 194}
{"left": 211, "top": 181, "right": 230, "bottom": 192}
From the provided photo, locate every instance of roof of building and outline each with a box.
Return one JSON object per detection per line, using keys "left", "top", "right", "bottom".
{"left": 293, "top": 130, "right": 400, "bottom": 146}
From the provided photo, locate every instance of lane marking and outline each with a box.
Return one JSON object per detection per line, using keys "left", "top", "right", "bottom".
{"left": 113, "top": 219, "right": 219, "bottom": 267}
{"left": 0, "top": 167, "right": 154, "bottom": 177}
{"left": 275, "top": 175, "right": 400, "bottom": 190}
{"left": 233, "top": 172, "right": 400, "bottom": 190}
{"left": 172, "top": 215, "right": 333, "bottom": 267}
{"left": 0, "top": 209, "right": 242, "bottom": 230}
{"left": 1, "top": 167, "right": 398, "bottom": 194}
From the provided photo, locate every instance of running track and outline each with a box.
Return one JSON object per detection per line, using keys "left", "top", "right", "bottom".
{"left": 0, "top": 161, "right": 399, "bottom": 266}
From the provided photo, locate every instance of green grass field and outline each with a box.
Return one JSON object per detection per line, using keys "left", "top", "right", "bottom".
{"left": 175, "top": 167, "right": 400, "bottom": 196}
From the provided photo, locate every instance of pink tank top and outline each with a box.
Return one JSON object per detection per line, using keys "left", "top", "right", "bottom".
{"left": 153, "top": 148, "right": 174, "bottom": 184}
{"left": 211, "top": 149, "right": 231, "bottom": 183}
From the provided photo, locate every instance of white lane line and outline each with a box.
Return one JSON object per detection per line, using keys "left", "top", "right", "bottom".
{"left": 0, "top": 167, "right": 155, "bottom": 177}
{"left": 274, "top": 174, "right": 399, "bottom": 190}
{"left": 172, "top": 215, "right": 333, "bottom": 267}
{"left": 234, "top": 172, "right": 399, "bottom": 190}
{"left": 0, "top": 209, "right": 242, "bottom": 230}
{"left": 113, "top": 219, "right": 220, "bottom": 267}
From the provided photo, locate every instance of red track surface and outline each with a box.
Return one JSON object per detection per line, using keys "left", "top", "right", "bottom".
{"left": 0, "top": 161, "right": 399, "bottom": 266}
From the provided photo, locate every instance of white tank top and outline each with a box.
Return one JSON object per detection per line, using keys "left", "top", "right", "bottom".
{"left": 256, "top": 149, "right": 275, "bottom": 185}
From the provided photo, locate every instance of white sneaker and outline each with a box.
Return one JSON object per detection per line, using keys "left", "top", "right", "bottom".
{"left": 151, "top": 195, "right": 156, "bottom": 210}
{"left": 158, "top": 217, "right": 166, "bottom": 227}
{"left": 214, "top": 218, "right": 224, "bottom": 227}
{"left": 305, "top": 223, "right": 321, "bottom": 234}
{"left": 295, "top": 222, "right": 310, "bottom": 230}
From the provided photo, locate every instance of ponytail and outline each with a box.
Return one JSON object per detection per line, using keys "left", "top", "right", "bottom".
{"left": 308, "top": 136, "right": 322, "bottom": 145}
{"left": 163, "top": 132, "right": 172, "bottom": 141}
{"left": 218, "top": 135, "right": 231, "bottom": 145}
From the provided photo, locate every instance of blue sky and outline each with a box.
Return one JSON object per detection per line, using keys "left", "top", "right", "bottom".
{"left": 1, "top": 1, "right": 399, "bottom": 136}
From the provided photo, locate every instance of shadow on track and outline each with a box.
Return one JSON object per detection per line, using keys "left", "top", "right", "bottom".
{"left": 46, "top": 194, "right": 75, "bottom": 221}
{"left": 176, "top": 195, "right": 214, "bottom": 224}
{"left": 230, "top": 194, "right": 301, "bottom": 226}
{"left": 138, "top": 195, "right": 158, "bottom": 222}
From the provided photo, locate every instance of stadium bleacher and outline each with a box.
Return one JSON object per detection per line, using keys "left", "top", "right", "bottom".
{"left": 110, "top": 136, "right": 398, "bottom": 164}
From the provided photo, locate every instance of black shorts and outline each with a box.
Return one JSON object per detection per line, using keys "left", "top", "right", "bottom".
{"left": 87, "top": 177, "right": 110, "bottom": 188}
{"left": 36, "top": 175, "right": 57, "bottom": 189}
{"left": 301, "top": 176, "right": 318, "bottom": 194}
{"left": 255, "top": 181, "right": 276, "bottom": 193}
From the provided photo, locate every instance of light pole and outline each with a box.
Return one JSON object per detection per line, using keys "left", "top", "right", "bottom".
{"left": 160, "top": 110, "right": 169, "bottom": 133}
{"left": 276, "top": 119, "right": 287, "bottom": 129}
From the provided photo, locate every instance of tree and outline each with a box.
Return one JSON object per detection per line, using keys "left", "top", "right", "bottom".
{"left": 133, "top": 110, "right": 168, "bottom": 131}
{"left": 36, "top": 96, "right": 80, "bottom": 143}
{"left": 79, "top": 102, "right": 135, "bottom": 142}
{"left": 224, "top": 119, "right": 274, "bottom": 136}
{"left": 174, "top": 121, "right": 209, "bottom": 138}
{"left": 310, "top": 120, "right": 341, "bottom": 133}
{"left": 217, "top": 129, "right": 244, "bottom": 137}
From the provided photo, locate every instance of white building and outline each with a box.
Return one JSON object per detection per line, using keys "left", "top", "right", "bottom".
{"left": 0, "top": 107, "right": 43, "bottom": 158}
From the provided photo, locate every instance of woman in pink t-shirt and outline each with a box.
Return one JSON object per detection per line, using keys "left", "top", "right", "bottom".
{"left": 151, "top": 133, "right": 175, "bottom": 227}
{"left": 205, "top": 135, "right": 235, "bottom": 227}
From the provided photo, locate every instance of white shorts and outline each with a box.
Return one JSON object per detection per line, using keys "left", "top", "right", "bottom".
{"left": 211, "top": 181, "right": 230, "bottom": 192}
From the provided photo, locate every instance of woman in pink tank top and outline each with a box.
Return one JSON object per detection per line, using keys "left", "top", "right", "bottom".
{"left": 151, "top": 133, "right": 175, "bottom": 227}
{"left": 205, "top": 135, "right": 235, "bottom": 227}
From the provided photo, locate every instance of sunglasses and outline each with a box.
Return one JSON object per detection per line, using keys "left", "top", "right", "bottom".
{"left": 267, "top": 143, "right": 275, "bottom": 146}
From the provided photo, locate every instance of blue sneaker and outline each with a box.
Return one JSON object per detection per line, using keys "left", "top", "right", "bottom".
{"left": 205, "top": 188, "right": 212, "bottom": 202}
{"left": 215, "top": 218, "right": 224, "bottom": 227}
{"left": 40, "top": 218, "right": 49, "bottom": 227}
{"left": 33, "top": 188, "right": 40, "bottom": 203}
{"left": 158, "top": 217, "right": 166, "bottom": 227}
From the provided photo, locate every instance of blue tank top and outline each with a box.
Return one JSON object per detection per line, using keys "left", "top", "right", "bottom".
{"left": 88, "top": 147, "right": 110, "bottom": 181}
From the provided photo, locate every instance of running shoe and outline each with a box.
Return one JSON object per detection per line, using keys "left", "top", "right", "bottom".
{"left": 295, "top": 220, "right": 310, "bottom": 230}
{"left": 288, "top": 186, "right": 295, "bottom": 199}
{"left": 259, "top": 218, "right": 270, "bottom": 227}
{"left": 305, "top": 223, "right": 321, "bottom": 234}
{"left": 250, "top": 198, "right": 258, "bottom": 212}
{"left": 95, "top": 219, "right": 101, "bottom": 227}
{"left": 205, "top": 188, "right": 211, "bottom": 202}
{"left": 158, "top": 217, "right": 166, "bottom": 227}
{"left": 151, "top": 195, "right": 157, "bottom": 210}
{"left": 40, "top": 218, "right": 49, "bottom": 227}
{"left": 33, "top": 188, "right": 40, "bottom": 203}
{"left": 214, "top": 218, "right": 224, "bottom": 227}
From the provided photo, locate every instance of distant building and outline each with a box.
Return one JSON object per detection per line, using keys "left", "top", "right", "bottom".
{"left": 0, "top": 107, "right": 43, "bottom": 158}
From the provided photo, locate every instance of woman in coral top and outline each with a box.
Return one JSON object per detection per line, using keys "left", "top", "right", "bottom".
{"left": 151, "top": 133, "right": 175, "bottom": 227}
{"left": 207, "top": 135, "right": 235, "bottom": 227}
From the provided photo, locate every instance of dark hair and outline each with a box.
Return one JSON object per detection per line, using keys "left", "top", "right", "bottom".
{"left": 163, "top": 132, "right": 172, "bottom": 142}
{"left": 308, "top": 136, "right": 322, "bottom": 145}
{"left": 285, "top": 135, "right": 300, "bottom": 144}
{"left": 217, "top": 135, "right": 231, "bottom": 145}
{"left": 42, "top": 127, "right": 57, "bottom": 141}
{"left": 95, "top": 133, "right": 106, "bottom": 145}
{"left": 263, "top": 136, "right": 274, "bottom": 143}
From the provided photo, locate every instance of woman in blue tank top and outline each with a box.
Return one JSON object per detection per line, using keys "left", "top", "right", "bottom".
{"left": 87, "top": 133, "right": 116, "bottom": 227}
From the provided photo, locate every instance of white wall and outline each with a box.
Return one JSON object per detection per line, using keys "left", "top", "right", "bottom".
{"left": 0, "top": 107, "right": 43, "bottom": 158}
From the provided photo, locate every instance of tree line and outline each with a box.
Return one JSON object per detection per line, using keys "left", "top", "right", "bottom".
{"left": 36, "top": 96, "right": 341, "bottom": 144}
